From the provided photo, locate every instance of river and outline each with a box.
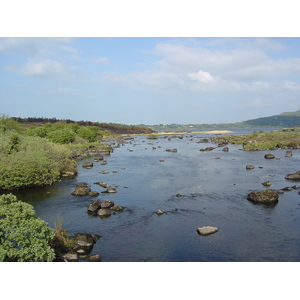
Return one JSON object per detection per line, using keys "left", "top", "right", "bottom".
{"left": 8, "top": 128, "right": 300, "bottom": 261}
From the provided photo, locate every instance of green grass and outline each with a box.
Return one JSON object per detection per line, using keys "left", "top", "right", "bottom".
{"left": 216, "top": 130, "right": 300, "bottom": 150}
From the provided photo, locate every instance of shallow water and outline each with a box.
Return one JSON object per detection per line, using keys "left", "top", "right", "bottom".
{"left": 8, "top": 128, "right": 300, "bottom": 261}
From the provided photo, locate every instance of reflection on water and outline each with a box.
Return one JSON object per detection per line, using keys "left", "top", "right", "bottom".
{"left": 3, "top": 128, "right": 300, "bottom": 261}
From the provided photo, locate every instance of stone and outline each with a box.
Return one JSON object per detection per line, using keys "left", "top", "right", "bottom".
{"left": 156, "top": 209, "right": 164, "bottom": 215}
{"left": 87, "top": 200, "right": 101, "bottom": 213}
{"left": 282, "top": 187, "right": 292, "bottom": 191}
{"left": 276, "top": 190, "right": 284, "bottom": 194}
{"left": 73, "top": 233, "right": 95, "bottom": 255}
{"left": 262, "top": 181, "right": 272, "bottom": 186}
{"left": 247, "top": 189, "right": 279, "bottom": 203}
{"left": 197, "top": 226, "right": 219, "bottom": 236}
{"left": 246, "top": 165, "right": 255, "bottom": 170}
{"left": 111, "top": 205, "right": 125, "bottom": 211}
{"left": 71, "top": 183, "right": 91, "bottom": 196}
{"left": 285, "top": 151, "right": 293, "bottom": 157}
{"left": 264, "top": 154, "right": 275, "bottom": 159}
{"left": 222, "top": 147, "right": 229, "bottom": 152}
{"left": 285, "top": 171, "right": 300, "bottom": 180}
{"left": 97, "top": 208, "right": 111, "bottom": 217}
{"left": 64, "top": 250, "right": 78, "bottom": 262}
{"left": 85, "top": 254, "right": 101, "bottom": 262}
{"left": 100, "top": 200, "right": 115, "bottom": 208}
{"left": 88, "top": 191, "right": 100, "bottom": 197}
{"left": 82, "top": 162, "right": 93, "bottom": 168}
{"left": 99, "top": 170, "right": 109, "bottom": 174}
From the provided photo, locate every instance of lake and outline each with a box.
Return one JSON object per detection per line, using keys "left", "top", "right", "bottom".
{"left": 10, "top": 128, "right": 300, "bottom": 261}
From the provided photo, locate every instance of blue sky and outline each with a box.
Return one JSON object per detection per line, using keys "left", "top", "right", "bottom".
{"left": 1, "top": 37, "right": 300, "bottom": 125}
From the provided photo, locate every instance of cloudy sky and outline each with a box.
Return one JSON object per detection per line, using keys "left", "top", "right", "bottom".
{"left": 1, "top": 36, "right": 299, "bottom": 125}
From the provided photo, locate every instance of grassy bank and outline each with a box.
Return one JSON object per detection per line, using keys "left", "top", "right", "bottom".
{"left": 216, "top": 129, "right": 300, "bottom": 150}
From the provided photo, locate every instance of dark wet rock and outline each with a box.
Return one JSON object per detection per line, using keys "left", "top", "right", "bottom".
{"left": 285, "top": 151, "right": 293, "bottom": 157}
{"left": 247, "top": 189, "right": 279, "bottom": 203}
{"left": 97, "top": 208, "right": 111, "bottom": 217}
{"left": 176, "top": 194, "right": 181, "bottom": 197}
{"left": 94, "top": 156, "right": 103, "bottom": 162}
{"left": 199, "top": 147, "right": 216, "bottom": 152}
{"left": 99, "top": 200, "right": 115, "bottom": 208}
{"left": 262, "top": 181, "right": 272, "bottom": 186}
{"left": 84, "top": 254, "right": 101, "bottom": 262}
{"left": 197, "top": 226, "right": 219, "bottom": 236}
{"left": 73, "top": 233, "right": 95, "bottom": 255}
{"left": 71, "top": 183, "right": 91, "bottom": 196}
{"left": 264, "top": 154, "right": 275, "bottom": 159}
{"left": 282, "top": 187, "right": 292, "bottom": 191}
{"left": 277, "top": 190, "right": 284, "bottom": 194}
{"left": 87, "top": 200, "right": 102, "bottom": 213}
{"left": 82, "top": 162, "right": 93, "bottom": 169}
{"left": 292, "top": 185, "right": 299, "bottom": 189}
{"left": 111, "top": 205, "right": 125, "bottom": 211}
{"left": 106, "top": 187, "right": 117, "bottom": 193}
{"left": 61, "top": 171, "right": 77, "bottom": 178}
{"left": 285, "top": 171, "right": 300, "bottom": 180}
{"left": 198, "top": 138, "right": 210, "bottom": 143}
{"left": 95, "top": 181, "right": 109, "bottom": 188}
{"left": 88, "top": 191, "right": 99, "bottom": 197}
{"left": 222, "top": 147, "right": 229, "bottom": 152}
{"left": 156, "top": 209, "right": 164, "bottom": 215}
{"left": 159, "top": 160, "right": 165, "bottom": 162}
{"left": 63, "top": 250, "right": 78, "bottom": 262}
{"left": 246, "top": 165, "right": 255, "bottom": 170}
{"left": 166, "top": 148, "right": 178, "bottom": 152}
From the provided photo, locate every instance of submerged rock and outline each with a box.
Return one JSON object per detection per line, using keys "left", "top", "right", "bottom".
{"left": 197, "top": 226, "right": 219, "bottom": 236}
{"left": 285, "top": 151, "right": 293, "bottom": 157}
{"left": 247, "top": 189, "right": 279, "bottom": 203}
{"left": 82, "top": 162, "right": 93, "bottom": 169}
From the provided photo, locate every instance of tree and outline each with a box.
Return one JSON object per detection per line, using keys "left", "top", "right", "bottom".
{"left": 0, "top": 194, "right": 55, "bottom": 262}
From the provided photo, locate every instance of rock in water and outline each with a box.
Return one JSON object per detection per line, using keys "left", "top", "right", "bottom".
{"left": 197, "top": 226, "right": 219, "bottom": 236}
{"left": 264, "top": 154, "right": 275, "bottom": 159}
{"left": 285, "top": 170, "right": 300, "bottom": 180}
{"left": 156, "top": 209, "right": 164, "bottom": 215}
{"left": 247, "top": 189, "right": 279, "bottom": 203}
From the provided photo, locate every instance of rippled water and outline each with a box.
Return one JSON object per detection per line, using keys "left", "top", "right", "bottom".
{"left": 8, "top": 128, "right": 300, "bottom": 261}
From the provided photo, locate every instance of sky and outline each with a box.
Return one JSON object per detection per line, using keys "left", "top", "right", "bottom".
{"left": 1, "top": 36, "right": 300, "bottom": 125}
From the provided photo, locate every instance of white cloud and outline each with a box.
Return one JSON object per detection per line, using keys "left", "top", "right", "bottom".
{"left": 92, "top": 57, "right": 110, "bottom": 64}
{"left": 14, "top": 59, "right": 72, "bottom": 78}
{"left": 188, "top": 70, "right": 215, "bottom": 83}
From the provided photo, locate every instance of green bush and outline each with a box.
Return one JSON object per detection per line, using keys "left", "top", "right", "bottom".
{"left": 77, "top": 126, "right": 102, "bottom": 142}
{"left": 0, "top": 133, "right": 72, "bottom": 190}
{"left": 0, "top": 193, "right": 55, "bottom": 262}
{"left": 47, "top": 128, "right": 75, "bottom": 144}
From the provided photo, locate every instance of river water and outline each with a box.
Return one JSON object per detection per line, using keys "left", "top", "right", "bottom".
{"left": 8, "top": 128, "right": 300, "bottom": 261}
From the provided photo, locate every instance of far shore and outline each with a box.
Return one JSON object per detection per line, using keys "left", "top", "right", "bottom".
{"left": 153, "top": 130, "right": 233, "bottom": 135}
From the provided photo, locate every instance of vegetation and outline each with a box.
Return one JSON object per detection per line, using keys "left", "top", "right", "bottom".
{"left": 146, "top": 134, "right": 159, "bottom": 139}
{"left": 0, "top": 193, "right": 55, "bottom": 262}
{"left": 216, "top": 130, "right": 300, "bottom": 150}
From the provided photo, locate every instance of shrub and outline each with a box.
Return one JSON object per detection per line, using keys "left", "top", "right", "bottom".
{"left": 0, "top": 134, "right": 72, "bottom": 190}
{"left": 47, "top": 128, "right": 75, "bottom": 144}
{"left": 77, "top": 126, "right": 102, "bottom": 142}
{"left": 0, "top": 194, "right": 55, "bottom": 262}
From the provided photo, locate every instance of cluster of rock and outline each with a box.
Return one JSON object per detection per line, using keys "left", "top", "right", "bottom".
{"left": 71, "top": 145, "right": 111, "bottom": 160}
{"left": 166, "top": 148, "right": 178, "bottom": 152}
{"left": 199, "top": 147, "right": 216, "bottom": 152}
{"left": 62, "top": 233, "right": 101, "bottom": 262}
{"left": 94, "top": 181, "right": 117, "bottom": 193}
{"left": 87, "top": 199, "right": 124, "bottom": 217}
{"left": 71, "top": 183, "right": 99, "bottom": 197}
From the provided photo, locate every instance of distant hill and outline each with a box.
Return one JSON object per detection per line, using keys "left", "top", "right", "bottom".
{"left": 243, "top": 110, "right": 300, "bottom": 127}
{"left": 279, "top": 110, "right": 300, "bottom": 117}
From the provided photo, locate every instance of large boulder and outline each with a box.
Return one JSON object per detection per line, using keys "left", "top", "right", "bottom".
{"left": 247, "top": 189, "right": 279, "bottom": 203}
{"left": 73, "top": 233, "right": 95, "bottom": 255}
{"left": 285, "top": 171, "right": 300, "bottom": 180}
{"left": 71, "top": 183, "right": 91, "bottom": 196}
